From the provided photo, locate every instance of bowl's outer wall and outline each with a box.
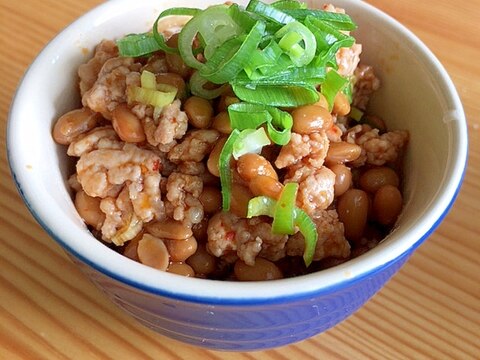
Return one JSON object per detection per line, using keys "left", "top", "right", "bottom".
{"left": 69, "top": 251, "right": 411, "bottom": 350}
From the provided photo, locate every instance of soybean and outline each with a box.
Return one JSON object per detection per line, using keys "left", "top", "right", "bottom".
{"left": 337, "top": 189, "right": 369, "bottom": 242}
{"left": 156, "top": 72, "right": 186, "bottom": 99}
{"left": 211, "top": 112, "right": 232, "bottom": 134}
{"left": 234, "top": 258, "right": 283, "bottom": 281}
{"left": 207, "top": 137, "right": 228, "bottom": 177}
{"left": 329, "top": 164, "right": 352, "bottom": 197}
{"left": 332, "top": 92, "right": 351, "bottom": 116}
{"left": 187, "top": 245, "right": 216, "bottom": 275}
{"left": 167, "top": 262, "right": 195, "bottom": 277}
{"left": 326, "top": 141, "right": 362, "bottom": 165}
{"left": 373, "top": 185, "right": 403, "bottom": 225}
{"left": 359, "top": 167, "right": 400, "bottom": 194}
{"left": 199, "top": 186, "right": 222, "bottom": 214}
{"left": 184, "top": 96, "right": 214, "bottom": 129}
{"left": 74, "top": 190, "right": 105, "bottom": 230}
{"left": 137, "top": 234, "right": 170, "bottom": 271}
{"left": 248, "top": 175, "right": 283, "bottom": 200}
{"left": 229, "top": 182, "right": 254, "bottom": 218}
{"left": 237, "top": 153, "right": 278, "bottom": 181}
{"left": 112, "top": 104, "right": 145, "bottom": 143}
{"left": 165, "top": 34, "right": 191, "bottom": 78}
{"left": 165, "top": 236, "right": 198, "bottom": 262}
{"left": 53, "top": 107, "right": 100, "bottom": 145}
{"left": 292, "top": 105, "right": 333, "bottom": 134}
{"left": 145, "top": 219, "right": 193, "bottom": 240}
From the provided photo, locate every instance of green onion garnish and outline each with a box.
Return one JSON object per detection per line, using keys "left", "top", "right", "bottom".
{"left": 116, "top": 33, "right": 162, "bottom": 57}
{"left": 349, "top": 106, "right": 364, "bottom": 122}
{"left": 219, "top": 129, "right": 241, "bottom": 211}
{"left": 294, "top": 207, "right": 318, "bottom": 266}
{"left": 246, "top": 193, "right": 318, "bottom": 266}
{"left": 232, "top": 127, "right": 271, "bottom": 160}
{"left": 321, "top": 70, "right": 349, "bottom": 111}
{"left": 227, "top": 102, "right": 293, "bottom": 145}
{"left": 116, "top": 0, "right": 359, "bottom": 263}
{"left": 152, "top": 7, "right": 201, "bottom": 54}
{"left": 272, "top": 183, "right": 298, "bottom": 235}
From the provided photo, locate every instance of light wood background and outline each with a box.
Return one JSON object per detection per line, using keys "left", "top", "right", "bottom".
{"left": 1, "top": 0, "right": 479, "bottom": 359}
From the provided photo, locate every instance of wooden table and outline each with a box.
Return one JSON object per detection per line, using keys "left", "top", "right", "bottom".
{"left": 1, "top": 0, "right": 479, "bottom": 358}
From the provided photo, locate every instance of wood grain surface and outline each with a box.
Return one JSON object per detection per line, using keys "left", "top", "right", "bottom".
{"left": 1, "top": 0, "right": 479, "bottom": 359}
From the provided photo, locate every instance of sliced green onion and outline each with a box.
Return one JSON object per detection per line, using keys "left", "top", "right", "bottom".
{"left": 245, "top": 40, "right": 283, "bottom": 76}
{"left": 179, "top": 5, "right": 241, "bottom": 70}
{"left": 227, "top": 102, "right": 293, "bottom": 145}
{"left": 321, "top": 70, "right": 349, "bottom": 111}
{"left": 246, "top": 0, "right": 296, "bottom": 25}
{"left": 152, "top": 7, "right": 201, "bottom": 54}
{"left": 228, "top": 102, "right": 271, "bottom": 129}
{"left": 343, "top": 77, "right": 354, "bottom": 103}
{"left": 232, "top": 128, "right": 271, "bottom": 160}
{"left": 228, "top": 3, "right": 259, "bottom": 31}
{"left": 349, "top": 106, "right": 364, "bottom": 122}
{"left": 275, "top": 21, "right": 316, "bottom": 67}
{"left": 232, "top": 82, "right": 319, "bottom": 107}
{"left": 246, "top": 196, "right": 276, "bottom": 218}
{"left": 272, "top": 183, "right": 298, "bottom": 235}
{"left": 294, "top": 208, "right": 318, "bottom": 266}
{"left": 315, "top": 37, "right": 355, "bottom": 70}
{"left": 189, "top": 71, "right": 228, "bottom": 100}
{"left": 219, "top": 129, "right": 241, "bottom": 211}
{"left": 140, "top": 70, "right": 157, "bottom": 89}
{"left": 156, "top": 83, "right": 178, "bottom": 93}
{"left": 117, "top": 33, "right": 162, "bottom": 57}
{"left": 200, "top": 21, "right": 266, "bottom": 84}
{"left": 305, "top": 15, "right": 353, "bottom": 49}
{"left": 283, "top": 9, "right": 357, "bottom": 31}
{"left": 245, "top": 193, "right": 319, "bottom": 266}
{"left": 265, "top": 106, "right": 293, "bottom": 145}
{"left": 271, "top": 0, "right": 307, "bottom": 10}
{"left": 127, "top": 86, "right": 177, "bottom": 108}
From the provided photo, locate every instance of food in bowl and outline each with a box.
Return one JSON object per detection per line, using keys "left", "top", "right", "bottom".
{"left": 52, "top": 0, "right": 409, "bottom": 281}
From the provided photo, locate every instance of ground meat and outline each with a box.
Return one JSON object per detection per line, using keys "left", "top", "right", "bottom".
{"left": 142, "top": 99, "right": 188, "bottom": 147}
{"left": 345, "top": 124, "right": 409, "bottom": 166}
{"left": 285, "top": 165, "right": 336, "bottom": 215}
{"left": 68, "top": 174, "right": 82, "bottom": 192}
{"left": 82, "top": 57, "right": 142, "bottom": 119}
{"left": 168, "top": 129, "right": 220, "bottom": 163}
{"left": 141, "top": 53, "right": 168, "bottom": 74}
{"left": 75, "top": 143, "right": 164, "bottom": 242}
{"left": 206, "top": 212, "right": 241, "bottom": 257}
{"left": 130, "top": 103, "right": 154, "bottom": 120}
{"left": 287, "top": 210, "right": 350, "bottom": 261}
{"left": 67, "top": 126, "right": 122, "bottom": 157}
{"left": 336, "top": 44, "right": 362, "bottom": 78}
{"left": 78, "top": 40, "right": 118, "bottom": 96}
{"left": 353, "top": 64, "right": 381, "bottom": 110}
{"left": 165, "top": 172, "right": 203, "bottom": 225}
{"left": 322, "top": 4, "right": 346, "bottom": 13}
{"left": 275, "top": 132, "right": 330, "bottom": 169}
{"left": 326, "top": 123, "right": 344, "bottom": 142}
{"left": 76, "top": 142, "right": 163, "bottom": 213}
{"left": 207, "top": 212, "right": 288, "bottom": 266}
{"left": 100, "top": 187, "right": 143, "bottom": 245}
{"left": 177, "top": 161, "right": 218, "bottom": 186}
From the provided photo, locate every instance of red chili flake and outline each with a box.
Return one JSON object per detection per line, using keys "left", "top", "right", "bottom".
{"left": 152, "top": 160, "right": 160, "bottom": 172}
{"left": 226, "top": 231, "right": 235, "bottom": 242}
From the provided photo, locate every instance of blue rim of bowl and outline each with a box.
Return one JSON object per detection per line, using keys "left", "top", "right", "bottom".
{"left": 5, "top": 0, "right": 469, "bottom": 305}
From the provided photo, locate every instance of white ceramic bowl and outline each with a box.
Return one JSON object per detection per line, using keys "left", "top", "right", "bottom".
{"left": 7, "top": 0, "right": 467, "bottom": 351}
